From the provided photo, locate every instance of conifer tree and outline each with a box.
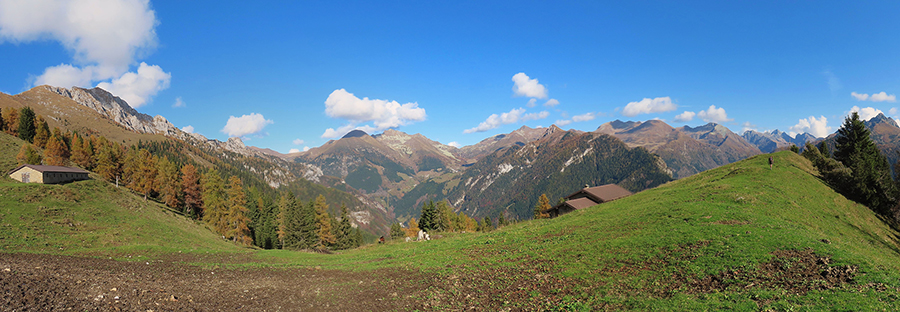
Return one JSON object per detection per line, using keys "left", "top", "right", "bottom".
{"left": 156, "top": 156, "right": 181, "bottom": 208}
{"left": 202, "top": 169, "right": 228, "bottom": 235}
{"left": 0, "top": 108, "right": 4, "bottom": 132}
{"left": 314, "top": 195, "right": 336, "bottom": 249}
{"left": 435, "top": 200, "right": 454, "bottom": 232}
{"left": 353, "top": 228, "right": 363, "bottom": 247}
{"left": 276, "top": 193, "right": 290, "bottom": 248}
{"left": 335, "top": 203, "right": 354, "bottom": 250}
{"left": 181, "top": 163, "right": 202, "bottom": 218}
{"left": 225, "top": 176, "right": 252, "bottom": 245}
{"left": 833, "top": 112, "right": 897, "bottom": 213}
{"left": 129, "top": 149, "right": 157, "bottom": 200}
{"left": 17, "top": 107, "right": 35, "bottom": 143}
{"left": 16, "top": 143, "right": 41, "bottom": 165}
{"left": 390, "top": 223, "right": 405, "bottom": 240}
{"left": 70, "top": 132, "right": 94, "bottom": 169}
{"left": 93, "top": 139, "right": 122, "bottom": 182}
{"left": 498, "top": 214, "right": 508, "bottom": 227}
{"left": 3, "top": 108, "right": 18, "bottom": 135}
{"left": 481, "top": 216, "right": 493, "bottom": 232}
{"left": 32, "top": 116, "right": 49, "bottom": 148}
{"left": 419, "top": 200, "right": 437, "bottom": 231}
{"left": 534, "top": 194, "right": 551, "bottom": 219}
{"left": 43, "top": 133, "right": 70, "bottom": 166}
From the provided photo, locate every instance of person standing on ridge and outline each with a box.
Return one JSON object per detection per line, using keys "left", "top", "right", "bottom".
{"left": 768, "top": 156, "right": 774, "bottom": 170}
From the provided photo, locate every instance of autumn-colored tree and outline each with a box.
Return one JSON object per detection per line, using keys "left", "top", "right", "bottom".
{"left": 202, "top": 169, "right": 228, "bottom": 235}
{"left": 123, "top": 148, "right": 157, "bottom": 200}
{"left": 156, "top": 156, "right": 181, "bottom": 208}
{"left": 17, "top": 107, "right": 35, "bottom": 143}
{"left": 93, "top": 138, "right": 122, "bottom": 182}
{"left": 314, "top": 194, "right": 336, "bottom": 249}
{"left": 180, "top": 163, "right": 202, "bottom": 218}
{"left": 42, "top": 132, "right": 70, "bottom": 166}
{"left": 16, "top": 143, "right": 42, "bottom": 165}
{"left": 225, "top": 176, "right": 252, "bottom": 246}
{"left": 435, "top": 200, "right": 454, "bottom": 232}
{"left": 459, "top": 213, "right": 477, "bottom": 232}
{"left": 404, "top": 217, "right": 421, "bottom": 238}
{"left": 534, "top": 194, "right": 551, "bottom": 219}
{"left": 3, "top": 107, "right": 18, "bottom": 135}
{"left": 70, "top": 132, "right": 94, "bottom": 169}
{"left": 32, "top": 116, "right": 50, "bottom": 148}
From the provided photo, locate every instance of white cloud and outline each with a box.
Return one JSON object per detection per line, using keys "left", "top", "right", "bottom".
{"left": 526, "top": 98, "right": 537, "bottom": 107}
{"left": 673, "top": 111, "right": 696, "bottom": 122}
{"left": 741, "top": 121, "right": 757, "bottom": 133}
{"left": 824, "top": 70, "right": 841, "bottom": 92}
{"left": 870, "top": 92, "right": 896, "bottom": 102}
{"left": 181, "top": 125, "right": 194, "bottom": 133}
{"left": 0, "top": 0, "right": 166, "bottom": 104}
{"left": 849, "top": 106, "right": 884, "bottom": 121}
{"left": 697, "top": 105, "right": 733, "bottom": 123}
{"left": 544, "top": 99, "right": 560, "bottom": 107}
{"left": 292, "top": 138, "right": 304, "bottom": 145}
{"left": 555, "top": 119, "right": 573, "bottom": 126}
{"left": 221, "top": 113, "right": 274, "bottom": 137}
{"left": 303, "top": 146, "right": 310, "bottom": 152}
{"left": 324, "top": 89, "right": 426, "bottom": 134}
{"left": 850, "top": 91, "right": 896, "bottom": 103}
{"left": 173, "top": 97, "right": 185, "bottom": 108}
{"left": 790, "top": 116, "right": 831, "bottom": 138}
{"left": 890, "top": 108, "right": 898, "bottom": 115}
{"left": 96, "top": 62, "right": 170, "bottom": 108}
{"left": 511, "top": 72, "right": 548, "bottom": 99}
{"left": 321, "top": 124, "right": 376, "bottom": 139}
{"left": 447, "top": 141, "right": 461, "bottom": 148}
{"left": 289, "top": 148, "right": 300, "bottom": 154}
{"left": 622, "top": 97, "right": 676, "bottom": 117}
{"left": 463, "top": 108, "right": 549, "bottom": 133}
{"left": 572, "top": 112, "right": 595, "bottom": 122}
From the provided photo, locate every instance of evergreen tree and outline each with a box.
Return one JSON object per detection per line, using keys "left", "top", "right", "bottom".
{"left": 16, "top": 143, "right": 41, "bottom": 165}
{"left": 353, "top": 227, "right": 363, "bottom": 247}
{"left": 225, "top": 176, "right": 252, "bottom": 245}
{"left": 435, "top": 200, "right": 454, "bottom": 232}
{"left": 0, "top": 107, "right": 4, "bottom": 132}
{"left": 481, "top": 216, "right": 493, "bottom": 232}
{"left": 202, "top": 169, "right": 228, "bottom": 235}
{"left": 498, "top": 214, "right": 508, "bottom": 227}
{"left": 3, "top": 108, "right": 18, "bottom": 135}
{"left": 389, "top": 223, "right": 405, "bottom": 240}
{"left": 335, "top": 203, "right": 354, "bottom": 250}
{"left": 16, "top": 107, "right": 35, "bottom": 143}
{"left": 314, "top": 195, "right": 336, "bottom": 249}
{"left": 790, "top": 145, "right": 800, "bottom": 154}
{"left": 419, "top": 200, "right": 437, "bottom": 231}
{"left": 534, "top": 194, "right": 551, "bottom": 219}
{"left": 833, "top": 112, "right": 897, "bottom": 213}
{"left": 156, "top": 156, "right": 181, "bottom": 208}
{"left": 32, "top": 116, "right": 49, "bottom": 148}
{"left": 181, "top": 163, "right": 202, "bottom": 218}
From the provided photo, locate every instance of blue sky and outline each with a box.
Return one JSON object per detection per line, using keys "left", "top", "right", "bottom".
{"left": 1, "top": 1, "right": 899, "bottom": 153}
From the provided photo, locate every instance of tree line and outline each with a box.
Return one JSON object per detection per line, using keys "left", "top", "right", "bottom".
{"left": 388, "top": 200, "right": 511, "bottom": 241}
{"left": 3, "top": 106, "right": 363, "bottom": 251}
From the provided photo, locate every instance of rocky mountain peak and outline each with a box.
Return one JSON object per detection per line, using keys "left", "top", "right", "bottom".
{"left": 342, "top": 129, "right": 370, "bottom": 139}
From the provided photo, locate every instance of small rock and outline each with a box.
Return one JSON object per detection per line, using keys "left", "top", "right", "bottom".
{"left": 169, "top": 295, "right": 178, "bottom": 302}
{"left": 111, "top": 288, "right": 117, "bottom": 292}
{"left": 2, "top": 268, "right": 9, "bottom": 272}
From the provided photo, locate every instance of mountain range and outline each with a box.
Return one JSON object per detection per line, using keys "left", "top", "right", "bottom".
{"left": 11, "top": 85, "right": 900, "bottom": 234}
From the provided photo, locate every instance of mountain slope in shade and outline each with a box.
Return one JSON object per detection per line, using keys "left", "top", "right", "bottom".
{"left": 394, "top": 129, "right": 672, "bottom": 220}
{"left": 595, "top": 120, "right": 762, "bottom": 179}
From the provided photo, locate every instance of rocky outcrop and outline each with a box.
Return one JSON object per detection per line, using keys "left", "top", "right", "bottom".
{"left": 42, "top": 86, "right": 183, "bottom": 138}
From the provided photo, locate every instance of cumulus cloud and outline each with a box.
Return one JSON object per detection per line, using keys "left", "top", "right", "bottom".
{"left": 555, "top": 119, "right": 573, "bottom": 126}
{"left": 0, "top": 0, "right": 168, "bottom": 107}
{"left": 324, "top": 89, "right": 426, "bottom": 135}
{"left": 463, "top": 108, "right": 549, "bottom": 133}
{"left": 742, "top": 121, "right": 758, "bottom": 133}
{"left": 622, "top": 97, "right": 676, "bottom": 117}
{"left": 173, "top": 97, "right": 185, "bottom": 108}
{"left": 572, "top": 112, "right": 595, "bottom": 122}
{"left": 870, "top": 92, "right": 896, "bottom": 102}
{"left": 321, "top": 124, "right": 376, "bottom": 139}
{"left": 851, "top": 91, "right": 896, "bottom": 103}
{"left": 96, "top": 62, "right": 170, "bottom": 108}
{"left": 447, "top": 141, "right": 461, "bottom": 148}
{"left": 790, "top": 116, "right": 831, "bottom": 138}
{"left": 697, "top": 105, "right": 733, "bottom": 123}
{"left": 304, "top": 146, "right": 310, "bottom": 152}
{"left": 544, "top": 99, "right": 560, "bottom": 107}
{"left": 221, "top": 113, "right": 274, "bottom": 137}
{"left": 849, "top": 106, "right": 884, "bottom": 121}
{"left": 526, "top": 98, "right": 537, "bottom": 107}
{"left": 292, "top": 138, "right": 304, "bottom": 145}
{"left": 673, "top": 111, "right": 696, "bottom": 122}
{"left": 181, "top": 125, "right": 194, "bottom": 133}
{"left": 511, "top": 73, "right": 548, "bottom": 99}
{"left": 289, "top": 148, "right": 300, "bottom": 154}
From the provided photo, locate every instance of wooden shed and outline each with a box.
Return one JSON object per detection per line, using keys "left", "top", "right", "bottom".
{"left": 545, "top": 184, "right": 633, "bottom": 218}
{"left": 8, "top": 164, "right": 90, "bottom": 184}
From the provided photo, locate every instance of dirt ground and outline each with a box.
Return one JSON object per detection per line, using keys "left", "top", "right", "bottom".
{"left": 0, "top": 252, "right": 578, "bottom": 311}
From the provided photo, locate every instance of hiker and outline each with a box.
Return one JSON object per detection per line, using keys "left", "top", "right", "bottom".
{"left": 769, "top": 156, "right": 773, "bottom": 170}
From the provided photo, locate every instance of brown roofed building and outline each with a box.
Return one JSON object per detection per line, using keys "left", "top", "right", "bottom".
{"left": 8, "top": 164, "right": 90, "bottom": 184}
{"left": 545, "top": 184, "right": 632, "bottom": 218}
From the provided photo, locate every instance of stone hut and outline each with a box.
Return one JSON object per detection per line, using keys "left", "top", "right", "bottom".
{"left": 545, "top": 184, "right": 632, "bottom": 218}
{"left": 8, "top": 164, "right": 90, "bottom": 184}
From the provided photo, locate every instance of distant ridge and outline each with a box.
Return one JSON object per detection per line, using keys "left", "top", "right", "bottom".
{"left": 342, "top": 129, "right": 370, "bottom": 139}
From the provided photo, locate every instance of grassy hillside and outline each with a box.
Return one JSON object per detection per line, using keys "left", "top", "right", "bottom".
{"left": 262, "top": 151, "right": 900, "bottom": 310}
{"left": 0, "top": 133, "right": 240, "bottom": 256}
